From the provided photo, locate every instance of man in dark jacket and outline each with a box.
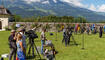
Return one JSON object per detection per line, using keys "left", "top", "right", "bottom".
{"left": 8, "top": 30, "right": 17, "bottom": 60}
{"left": 99, "top": 26, "right": 103, "bottom": 38}
{"left": 62, "top": 27, "right": 66, "bottom": 43}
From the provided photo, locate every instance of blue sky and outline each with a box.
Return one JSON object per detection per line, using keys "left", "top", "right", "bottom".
{"left": 82, "top": 0, "right": 105, "bottom": 6}
{"left": 83, "top": 0, "right": 105, "bottom": 12}
{"left": 61, "top": 0, "right": 105, "bottom": 12}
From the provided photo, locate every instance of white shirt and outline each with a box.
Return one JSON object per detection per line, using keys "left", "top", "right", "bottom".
{"left": 40, "top": 32, "right": 45, "bottom": 40}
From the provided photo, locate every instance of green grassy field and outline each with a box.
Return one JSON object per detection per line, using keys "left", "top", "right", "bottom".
{"left": 0, "top": 31, "right": 105, "bottom": 60}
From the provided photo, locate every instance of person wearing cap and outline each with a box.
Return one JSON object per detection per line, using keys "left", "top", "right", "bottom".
{"left": 8, "top": 30, "right": 17, "bottom": 60}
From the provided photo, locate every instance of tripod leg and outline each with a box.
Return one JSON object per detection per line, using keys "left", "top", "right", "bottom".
{"left": 28, "top": 44, "right": 32, "bottom": 55}
{"left": 72, "top": 36, "right": 77, "bottom": 46}
{"left": 32, "top": 43, "right": 35, "bottom": 57}
{"left": 33, "top": 43, "right": 41, "bottom": 59}
{"left": 62, "top": 36, "right": 65, "bottom": 43}
{"left": 68, "top": 36, "right": 70, "bottom": 45}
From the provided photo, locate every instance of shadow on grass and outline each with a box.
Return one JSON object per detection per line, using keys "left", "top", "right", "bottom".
{"left": 69, "top": 41, "right": 81, "bottom": 46}
{"left": 69, "top": 44, "right": 80, "bottom": 46}
{"left": 26, "top": 55, "right": 46, "bottom": 60}
{"left": 26, "top": 56, "right": 35, "bottom": 59}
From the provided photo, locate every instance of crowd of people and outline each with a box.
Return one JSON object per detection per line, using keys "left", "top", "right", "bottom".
{"left": 8, "top": 29, "right": 26, "bottom": 60}
{"left": 41, "top": 29, "right": 56, "bottom": 60}
{"left": 8, "top": 28, "right": 56, "bottom": 60}
{"left": 62, "top": 26, "right": 73, "bottom": 46}
{"left": 61, "top": 24, "right": 105, "bottom": 46}
{"left": 4, "top": 23, "right": 105, "bottom": 60}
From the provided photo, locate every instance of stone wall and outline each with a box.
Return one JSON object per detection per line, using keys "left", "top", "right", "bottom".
{"left": 9, "top": 22, "right": 57, "bottom": 32}
{"left": 9, "top": 22, "right": 105, "bottom": 32}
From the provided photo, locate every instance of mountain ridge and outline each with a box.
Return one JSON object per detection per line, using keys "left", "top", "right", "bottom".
{"left": 3, "top": 0, "right": 105, "bottom": 22}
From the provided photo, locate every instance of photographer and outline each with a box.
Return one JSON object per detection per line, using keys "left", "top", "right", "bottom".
{"left": 40, "top": 29, "right": 46, "bottom": 54}
{"left": 65, "top": 28, "right": 69, "bottom": 46}
{"left": 99, "top": 26, "right": 103, "bottom": 38}
{"left": 62, "top": 27, "right": 66, "bottom": 43}
{"left": 8, "top": 30, "right": 17, "bottom": 60}
{"left": 65, "top": 26, "right": 73, "bottom": 46}
{"left": 67, "top": 26, "right": 73, "bottom": 45}
{"left": 81, "top": 26, "right": 85, "bottom": 34}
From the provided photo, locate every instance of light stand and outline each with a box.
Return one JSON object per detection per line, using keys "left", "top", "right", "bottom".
{"left": 81, "top": 31, "right": 85, "bottom": 49}
{"left": 81, "top": 17, "right": 85, "bottom": 50}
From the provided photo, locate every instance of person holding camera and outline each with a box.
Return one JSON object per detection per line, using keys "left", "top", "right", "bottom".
{"left": 40, "top": 29, "right": 46, "bottom": 54}
{"left": 8, "top": 30, "right": 17, "bottom": 60}
{"left": 62, "top": 27, "right": 66, "bottom": 43}
{"left": 67, "top": 27, "right": 72, "bottom": 45}
{"left": 65, "top": 28, "right": 70, "bottom": 46}
{"left": 99, "top": 26, "right": 103, "bottom": 38}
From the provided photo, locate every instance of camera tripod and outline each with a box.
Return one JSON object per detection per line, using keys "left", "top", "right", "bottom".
{"left": 27, "top": 38, "right": 41, "bottom": 59}
{"left": 70, "top": 34, "right": 78, "bottom": 46}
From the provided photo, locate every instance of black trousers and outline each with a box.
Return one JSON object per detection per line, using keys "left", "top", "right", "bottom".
{"left": 62, "top": 36, "right": 65, "bottom": 43}
{"left": 68, "top": 36, "right": 70, "bottom": 45}
{"left": 99, "top": 32, "right": 102, "bottom": 38}
{"left": 65, "top": 36, "right": 70, "bottom": 46}
{"left": 9, "top": 48, "right": 16, "bottom": 60}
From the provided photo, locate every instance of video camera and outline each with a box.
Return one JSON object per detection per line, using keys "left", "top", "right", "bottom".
{"left": 67, "top": 27, "right": 74, "bottom": 35}
{"left": 25, "top": 30, "right": 38, "bottom": 39}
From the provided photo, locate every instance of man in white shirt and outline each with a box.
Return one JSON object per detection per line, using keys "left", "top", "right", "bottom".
{"left": 40, "top": 29, "right": 46, "bottom": 54}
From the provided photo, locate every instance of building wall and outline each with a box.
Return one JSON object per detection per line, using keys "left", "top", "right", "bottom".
{"left": 0, "top": 18, "right": 8, "bottom": 30}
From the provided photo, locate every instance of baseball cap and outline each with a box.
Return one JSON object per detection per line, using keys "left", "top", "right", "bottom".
{"left": 11, "top": 30, "right": 16, "bottom": 33}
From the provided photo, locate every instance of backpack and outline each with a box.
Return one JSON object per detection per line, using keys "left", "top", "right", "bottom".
{"left": 0, "top": 57, "right": 4, "bottom": 60}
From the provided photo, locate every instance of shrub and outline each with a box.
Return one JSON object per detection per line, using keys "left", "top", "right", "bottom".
{"left": 11, "top": 22, "right": 17, "bottom": 30}
{"left": 4, "top": 26, "right": 11, "bottom": 31}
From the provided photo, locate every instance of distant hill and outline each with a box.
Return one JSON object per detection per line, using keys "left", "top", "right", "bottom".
{"left": 96, "top": 12, "right": 105, "bottom": 16}
{"left": 4, "top": 0, "right": 105, "bottom": 22}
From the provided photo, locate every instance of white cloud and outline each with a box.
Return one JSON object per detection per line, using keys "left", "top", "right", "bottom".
{"left": 42, "top": 1, "right": 49, "bottom": 4}
{"left": 97, "top": 4, "right": 105, "bottom": 12}
{"left": 61, "top": 0, "right": 88, "bottom": 8}
{"left": 24, "top": 0, "right": 57, "bottom": 4}
{"left": 61, "top": 0, "right": 105, "bottom": 12}
{"left": 53, "top": 0, "right": 57, "bottom": 3}
{"left": 88, "top": 4, "right": 105, "bottom": 12}
{"left": 23, "top": 0, "right": 41, "bottom": 4}
{"left": 89, "top": 4, "right": 96, "bottom": 11}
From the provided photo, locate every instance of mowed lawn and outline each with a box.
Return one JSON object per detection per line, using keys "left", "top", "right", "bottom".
{"left": 1, "top": 31, "right": 105, "bottom": 60}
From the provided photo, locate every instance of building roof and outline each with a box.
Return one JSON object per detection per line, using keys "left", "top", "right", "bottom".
{"left": 0, "top": 6, "right": 11, "bottom": 15}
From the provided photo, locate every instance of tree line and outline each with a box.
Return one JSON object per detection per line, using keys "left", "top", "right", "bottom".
{"left": 12, "top": 15, "right": 87, "bottom": 23}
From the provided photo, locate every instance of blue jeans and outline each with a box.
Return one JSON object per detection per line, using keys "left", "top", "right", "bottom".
{"left": 41, "top": 40, "right": 45, "bottom": 54}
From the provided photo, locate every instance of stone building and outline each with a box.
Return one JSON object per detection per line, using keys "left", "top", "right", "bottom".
{"left": 0, "top": 6, "right": 12, "bottom": 30}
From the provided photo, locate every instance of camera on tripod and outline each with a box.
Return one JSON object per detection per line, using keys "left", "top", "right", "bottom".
{"left": 25, "top": 30, "right": 38, "bottom": 39}
{"left": 25, "top": 30, "right": 41, "bottom": 59}
{"left": 67, "top": 27, "right": 74, "bottom": 36}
